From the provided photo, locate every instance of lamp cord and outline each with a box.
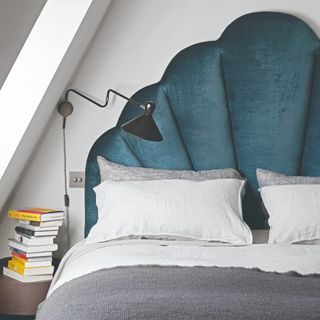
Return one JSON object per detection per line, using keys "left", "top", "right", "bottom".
{"left": 62, "top": 119, "right": 71, "bottom": 250}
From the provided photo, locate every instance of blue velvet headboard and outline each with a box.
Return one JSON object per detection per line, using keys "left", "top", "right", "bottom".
{"left": 85, "top": 12, "right": 320, "bottom": 236}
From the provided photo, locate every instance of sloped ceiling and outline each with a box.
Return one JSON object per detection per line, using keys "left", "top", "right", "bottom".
{"left": 0, "top": 0, "right": 111, "bottom": 213}
{"left": 0, "top": 0, "right": 47, "bottom": 89}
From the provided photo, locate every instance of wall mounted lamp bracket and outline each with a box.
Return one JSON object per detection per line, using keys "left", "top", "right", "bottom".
{"left": 57, "top": 88, "right": 163, "bottom": 141}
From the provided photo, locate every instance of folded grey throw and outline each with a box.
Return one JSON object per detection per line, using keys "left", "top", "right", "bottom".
{"left": 36, "top": 266, "right": 320, "bottom": 320}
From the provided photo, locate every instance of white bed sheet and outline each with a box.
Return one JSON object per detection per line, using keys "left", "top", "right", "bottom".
{"left": 48, "top": 230, "right": 320, "bottom": 297}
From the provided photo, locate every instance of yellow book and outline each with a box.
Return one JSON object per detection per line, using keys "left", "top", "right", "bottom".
{"left": 8, "top": 259, "right": 25, "bottom": 275}
{"left": 8, "top": 259, "right": 54, "bottom": 276}
{"left": 8, "top": 211, "right": 41, "bottom": 222}
{"left": 8, "top": 208, "right": 64, "bottom": 222}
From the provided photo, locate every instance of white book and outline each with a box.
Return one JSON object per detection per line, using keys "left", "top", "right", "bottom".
{"left": 22, "top": 251, "right": 53, "bottom": 258}
{"left": 39, "top": 213, "right": 64, "bottom": 221}
{"left": 16, "top": 228, "right": 58, "bottom": 237}
{"left": 27, "top": 230, "right": 58, "bottom": 237}
{"left": 18, "top": 256, "right": 52, "bottom": 263}
{"left": 29, "top": 220, "right": 63, "bottom": 227}
{"left": 14, "top": 233, "right": 54, "bottom": 246}
{"left": 10, "top": 248, "right": 53, "bottom": 258}
{"left": 15, "top": 260, "right": 53, "bottom": 268}
{"left": 9, "top": 239, "right": 58, "bottom": 253}
{"left": 9, "top": 263, "right": 54, "bottom": 276}
{"left": 25, "top": 266, "right": 54, "bottom": 275}
{"left": 30, "top": 230, "right": 58, "bottom": 237}
{"left": 19, "top": 220, "right": 30, "bottom": 225}
{"left": 19, "top": 224, "right": 59, "bottom": 231}
{"left": 3, "top": 267, "right": 53, "bottom": 282}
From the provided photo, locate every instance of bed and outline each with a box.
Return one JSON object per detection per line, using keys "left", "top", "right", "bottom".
{"left": 36, "top": 12, "right": 320, "bottom": 320}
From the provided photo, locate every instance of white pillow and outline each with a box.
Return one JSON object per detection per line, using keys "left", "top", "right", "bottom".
{"left": 86, "top": 179, "right": 252, "bottom": 245}
{"left": 260, "top": 185, "right": 320, "bottom": 244}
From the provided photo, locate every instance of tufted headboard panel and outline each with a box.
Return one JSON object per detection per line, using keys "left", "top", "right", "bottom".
{"left": 85, "top": 12, "right": 320, "bottom": 236}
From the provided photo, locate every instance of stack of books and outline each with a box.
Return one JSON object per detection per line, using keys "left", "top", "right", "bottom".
{"left": 3, "top": 208, "right": 64, "bottom": 283}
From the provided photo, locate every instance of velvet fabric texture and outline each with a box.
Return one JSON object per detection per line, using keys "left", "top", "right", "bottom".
{"left": 85, "top": 12, "right": 320, "bottom": 236}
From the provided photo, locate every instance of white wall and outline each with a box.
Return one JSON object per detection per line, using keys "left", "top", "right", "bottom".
{"left": 1, "top": 0, "right": 320, "bottom": 258}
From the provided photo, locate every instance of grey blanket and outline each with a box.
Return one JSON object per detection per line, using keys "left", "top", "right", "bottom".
{"left": 36, "top": 266, "right": 320, "bottom": 320}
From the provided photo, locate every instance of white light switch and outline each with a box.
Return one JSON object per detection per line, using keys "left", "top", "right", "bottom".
{"left": 69, "top": 171, "right": 85, "bottom": 188}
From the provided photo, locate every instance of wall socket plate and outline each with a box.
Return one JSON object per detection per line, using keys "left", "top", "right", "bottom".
{"left": 69, "top": 171, "right": 85, "bottom": 188}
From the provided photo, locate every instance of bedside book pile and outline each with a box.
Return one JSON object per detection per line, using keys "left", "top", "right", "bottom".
{"left": 3, "top": 208, "right": 64, "bottom": 283}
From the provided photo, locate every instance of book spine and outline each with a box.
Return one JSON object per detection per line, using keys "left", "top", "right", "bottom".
{"left": 30, "top": 221, "right": 63, "bottom": 227}
{"left": 15, "top": 226, "right": 34, "bottom": 236}
{"left": 12, "top": 255, "right": 27, "bottom": 265}
{"left": 10, "top": 247, "right": 26, "bottom": 257}
{"left": 12, "top": 252, "right": 28, "bottom": 261}
{"left": 16, "top": 231, "right": 32, "bottom": 239}
{"left": 19, "top": 220, "right": 30, "bottom": 225}
{"left": 8, "top": 211, "right": 40, "bottom": 222}
{"left": 26, "top": 208, "right": 63, "bottom": 213}
{"left": 15, "top": 234, "right": 54, "bottom": 245}
{"left": 8, "top": 260, "right": 24, "bottom": 275}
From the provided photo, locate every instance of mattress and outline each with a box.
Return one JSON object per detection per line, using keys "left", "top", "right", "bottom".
{"left": 47, "top": 230, "right": 320, "bottom": 294}
{"left": 36, "top": 231, "right": 320, "bottom": 320}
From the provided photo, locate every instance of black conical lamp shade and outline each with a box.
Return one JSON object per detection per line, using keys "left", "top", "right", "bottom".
{"left": 122, "top": 114, "right": 163, "bottom": 142}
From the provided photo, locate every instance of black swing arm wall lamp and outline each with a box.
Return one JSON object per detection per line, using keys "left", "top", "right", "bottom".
{"left": 57, "top": 88, "right": 163, "bottom": 142}
{"left": 57, "top": 88, "right": 163, "bottom": 249}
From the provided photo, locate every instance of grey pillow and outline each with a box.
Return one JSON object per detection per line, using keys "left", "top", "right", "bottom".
{"left": 257, "top": 168, "right": 320, "bottom": 187}
{"left": 257, "top": 168, "right": 320, "bottom": 229}
{"left": 97, "top": 156, "right": 245, "bottom": 182}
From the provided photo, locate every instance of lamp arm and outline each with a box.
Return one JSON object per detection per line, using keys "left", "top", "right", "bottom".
{"left": 65, "top": 88, "right": 145, "bottom": 110}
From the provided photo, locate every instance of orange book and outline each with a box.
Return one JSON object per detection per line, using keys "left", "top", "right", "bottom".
{"left": 12, "top": 251, "right": 28, "bottom": 261}
{"left": 12, "top": 255, "right": 28, "bottom": 264}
